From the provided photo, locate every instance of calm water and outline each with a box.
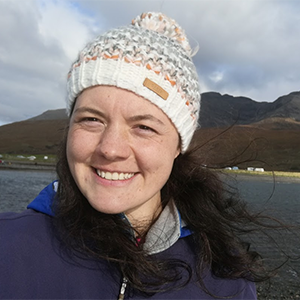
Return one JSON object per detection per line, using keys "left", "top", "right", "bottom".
{"left": 229, "top": 174, "right": 300, "bottom": 224}
{"left": 0, "top": 169, "right": 299, "bottom": 219}
{"left": 0, "top": 169, "right": 57, "bottom": 212}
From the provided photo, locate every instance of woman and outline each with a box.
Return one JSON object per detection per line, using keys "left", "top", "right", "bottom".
{"left": 1, "top": 12, "right": 263, "bottom": 299}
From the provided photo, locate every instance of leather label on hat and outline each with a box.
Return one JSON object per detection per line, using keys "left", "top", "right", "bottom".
{"left": 143, "top": 78, "right": 169, "bottom": 100}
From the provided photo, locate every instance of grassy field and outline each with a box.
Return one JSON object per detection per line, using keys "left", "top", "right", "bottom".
{"left": 192, "top": 126, "right": 300, "bottom": 172}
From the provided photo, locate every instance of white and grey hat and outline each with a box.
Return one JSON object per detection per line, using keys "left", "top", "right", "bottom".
{"left": 67, "top": 12, "right": 201, "bottom": 152}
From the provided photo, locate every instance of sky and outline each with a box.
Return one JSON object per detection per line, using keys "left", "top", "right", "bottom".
{"left": 0, "top": 0, "right": 299, "bottom": 126}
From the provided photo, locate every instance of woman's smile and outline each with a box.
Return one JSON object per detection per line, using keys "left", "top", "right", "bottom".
{"left": 95, "top": 169, "right": 135, "bottom": 181}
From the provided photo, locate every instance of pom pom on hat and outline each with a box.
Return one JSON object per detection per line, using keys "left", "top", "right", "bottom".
{"left": 67, "top": 12, "right": 201, "bottom": 152}
{"left": 132, "top": 12, "right": 192, "bottom": 55}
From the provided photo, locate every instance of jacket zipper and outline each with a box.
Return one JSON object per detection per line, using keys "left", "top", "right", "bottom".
{"left": 118, "top": 277, "right": 128, "bottom": 300}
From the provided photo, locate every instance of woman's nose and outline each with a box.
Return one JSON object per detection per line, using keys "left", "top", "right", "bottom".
{"left": 96, "top": 125, "right": 131, "bottom": 161}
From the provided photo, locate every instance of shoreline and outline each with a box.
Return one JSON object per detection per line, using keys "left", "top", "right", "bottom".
{"left": 0, "top": 161, "right": 56, "bottom": 171}
{"left": 221, "top": 170, "right": 300, "bottom": 182}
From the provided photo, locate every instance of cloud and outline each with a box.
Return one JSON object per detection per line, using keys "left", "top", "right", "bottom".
{"left": 0, "top": 0, "right": 100, "bottom": 125}
{"left": 0, "top": 0, "right": 299, "bottom": 125}
{"left": 181, "top": 0, "right": 300, "bottom": 100}
{"left": 38, "top": 0, "right": 101, "bottom": 59}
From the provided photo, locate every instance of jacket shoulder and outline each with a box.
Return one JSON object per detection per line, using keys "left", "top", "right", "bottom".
{"left": 0, "top": 208, "right": 52, "bottom": 228}
{"left": 0, "top": 209, "right": 53, "bottom": 251}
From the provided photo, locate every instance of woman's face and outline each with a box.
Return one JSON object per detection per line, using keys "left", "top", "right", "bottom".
{"left": 67, "top": 85, "right": 180, "bottom": 224}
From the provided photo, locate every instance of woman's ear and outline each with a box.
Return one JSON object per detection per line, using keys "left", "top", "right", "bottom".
{"left": 174, "top": 136, "right": 181, "bottom": 159}
{"left": 175, "top": 148, "right": 180, "bottom": 159}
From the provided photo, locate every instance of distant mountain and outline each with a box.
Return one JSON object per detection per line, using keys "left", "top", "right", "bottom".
{"left": 199, "top": 91, "right": 300, "bottom": 128}
{"left": 27, "top": 109, "right": 68, "bottom": 121}
{"left": 0, "top": 91, "right": 299, "bottom": 171}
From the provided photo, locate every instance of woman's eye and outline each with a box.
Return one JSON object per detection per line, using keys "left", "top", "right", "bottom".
{"left": 75, "top": 116, "right": 105, "bottom": 129}
{"left": 79, "top": 117, "right": 104, "bottom": 124}
{"left": 138, "top": 125, "right": 154, "bottom": 131}
{"left": 83, "top": 117, "right": 98, "bottom": 122}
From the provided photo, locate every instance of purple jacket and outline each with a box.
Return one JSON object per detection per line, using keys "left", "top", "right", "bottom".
{"left": 0, "top": 182, "right": 257, "bottom": 299}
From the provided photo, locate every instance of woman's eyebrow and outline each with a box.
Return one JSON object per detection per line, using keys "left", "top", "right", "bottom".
{"left": 128, "top": 114, "right": 165, "bottom": 126}
{"left": 74, "top": 107, "right": 106, "bottom": 118}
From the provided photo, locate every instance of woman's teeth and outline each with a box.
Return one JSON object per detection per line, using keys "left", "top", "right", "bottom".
{"left": 96, "top": 170, "right": 135, "bottom": 181}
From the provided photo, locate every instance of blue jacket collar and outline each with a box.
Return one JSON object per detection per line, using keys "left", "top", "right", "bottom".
{"left": 27, "top": 181, "right": 57, "bottom": 217}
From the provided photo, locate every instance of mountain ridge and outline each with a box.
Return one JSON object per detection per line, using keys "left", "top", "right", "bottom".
{"left": 0, "top": 91, "right": 299, "bottom": 171}
{"left": 199, "top": 91, "right": 300, "bottom": 128}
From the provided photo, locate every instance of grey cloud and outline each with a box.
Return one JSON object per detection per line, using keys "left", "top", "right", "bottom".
{"left": 0, "top": 0, "right": 69, "bottom": 124}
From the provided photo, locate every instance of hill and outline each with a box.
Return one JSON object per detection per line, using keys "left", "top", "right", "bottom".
{"left": 191, "top": 126, "right": 300, "bottom": 172}
{"left": 0, "top": 118, "right": 67, "bottom": 154}
{"left": 27, "top": 109, "right": 68, "bottom": 121}
{"left": 0, "top": 91, "right": 300, "bottom": 171}
{"left": 199, "top": 91, "right": 300, "bottom": 128}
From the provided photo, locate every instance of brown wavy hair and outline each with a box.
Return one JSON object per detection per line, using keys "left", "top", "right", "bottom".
{"left": 54, "top": 126, "right": 287, "bottom": 297}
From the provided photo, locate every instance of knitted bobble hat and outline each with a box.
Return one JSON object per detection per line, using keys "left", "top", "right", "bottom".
{"left": 67, "top": 12, "right": 201, "bottom": 152}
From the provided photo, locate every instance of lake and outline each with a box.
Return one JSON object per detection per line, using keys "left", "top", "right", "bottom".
{"left": 0, "top": 169, "right": 299, "bottom": 219}
{"left": 0, "top": 169, "right": 57, "bottom": 212}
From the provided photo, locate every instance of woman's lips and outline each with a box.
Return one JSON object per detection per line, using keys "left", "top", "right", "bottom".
{"left": 95, "top": 169, "right": 135, "bottom": 181}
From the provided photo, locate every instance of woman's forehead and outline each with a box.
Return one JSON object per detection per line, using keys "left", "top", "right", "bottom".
{"left": 75, "top": 86, "right": 170, "bottom": 119}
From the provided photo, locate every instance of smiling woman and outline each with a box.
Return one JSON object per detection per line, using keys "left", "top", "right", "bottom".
{"left": 67, "top": 85, "right": 180, "bottom": 224}
{"left": 0, "top": 11, "right": 279, "bottom": 300}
